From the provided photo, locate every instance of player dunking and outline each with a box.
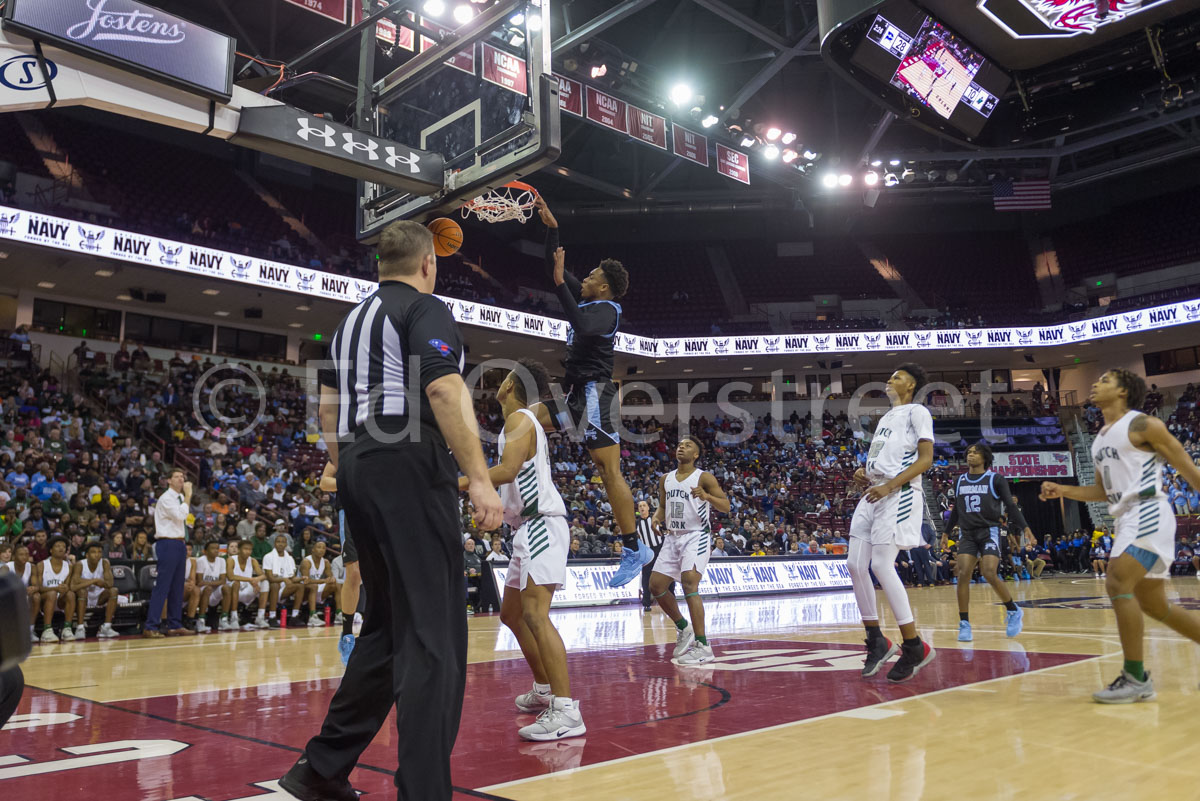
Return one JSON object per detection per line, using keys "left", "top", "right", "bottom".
{"left": 947, "top": 443, "right": 1032, "bottom": 641}
{"left": 533, "top": 196, "right": 649, "bottom": 588}
{"left": 650, "top": 436, "right": 730, "bottom": 665}
{"left": 461, "top": 358, "right": 585, "bottom": 740}
{"left": 849, "top": 364, "right": 937, "bottom": 683}
{"left": 1041, "top": 369, "right": 1200, "bottom": 702}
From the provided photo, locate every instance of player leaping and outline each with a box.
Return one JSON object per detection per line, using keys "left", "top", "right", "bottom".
{"left": 1041, "top": 369, "right": 1200, "bottom": 703}
{"left": 534, "top": 196, "right": 648, "bottom": 588}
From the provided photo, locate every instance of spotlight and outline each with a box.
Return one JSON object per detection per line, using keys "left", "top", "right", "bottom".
{"left": 782, "top": 149, "right": 798, "bottom": 163}
{"left": 763, "top": 144, "right": 779, "bottom": 159}
{"left": 889, "top": 158, "right": 901, "bottom": 166}
{"left": 590, "top": 64, "right": 607, "bottom": 78}
{"left": 926, "top": 169, "right": 940, "bottom": 181}
{"left": 838, "top": 173, "right": 852, "bottom": 187}
{"left": 822, "top": 173, "right": 838, "bottom": 188}
{"left": 901, "top": 168, "right": 915, "bottom": 183}
{"left": 423, "top": 0, "right": 445, "bottom": 15}
{"left": 527, "top": 12, "right": 542, "bottom": 30}
{"left": 669, "top": 83, "right": 693, "bottom": 106}
{"left": 701, "top": 114, "right": 718, "bottom": 128}
{"left": 739, "top": 134, "right": 756, "bottom": 148}
{"left": 864, "top": 170, "right": 879, "bottom": 186}
{"left": 802, "top": 150, "right": 818, "bottom": 161}
{"left": 946, "top": 169, "right": 960, "bottom": 183}
{"left": 765, "top": 127, "right": 782, "bottom": 141}
{"left": 509, "top": 11, "right": 524, "bottom": 25}
{"left": 452, "top": 3, "right": 474, "bottom": 23}
{"left": 781, "top": 132, "right": 797, "bottom": 145}
{"left": 883, "top": 172, "right": 899, "bottom": 187}
{"left": 870, "top": 159, "right": 882, "bottom": 167}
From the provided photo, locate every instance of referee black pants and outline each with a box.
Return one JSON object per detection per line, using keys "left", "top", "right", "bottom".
{"left": 304, "top": 439, "right": 466, "bottom": 801}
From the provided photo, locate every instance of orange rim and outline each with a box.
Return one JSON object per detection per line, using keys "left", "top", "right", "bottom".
{"left": 464, "top": 180, "right": 539, "bottom": 210}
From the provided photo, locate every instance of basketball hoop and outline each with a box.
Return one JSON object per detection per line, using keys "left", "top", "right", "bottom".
{"left": 462, "top": 180, "right": 539, "bottom": 224}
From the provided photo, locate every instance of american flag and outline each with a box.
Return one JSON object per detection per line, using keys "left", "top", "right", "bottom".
{"left": 992, "top": 178, "right": 1051, "bottom": 211}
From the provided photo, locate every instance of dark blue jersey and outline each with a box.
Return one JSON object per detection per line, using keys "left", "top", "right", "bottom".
{"left": 947, "top": 470, "right": 1029, "bottom": 533}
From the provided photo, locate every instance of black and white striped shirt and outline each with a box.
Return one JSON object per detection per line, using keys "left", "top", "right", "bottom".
{"left": 637, "top": 516, "right": 662, "bottom": 549}
{"left": 318, "top": 281, "right": 465, "bottom": 440}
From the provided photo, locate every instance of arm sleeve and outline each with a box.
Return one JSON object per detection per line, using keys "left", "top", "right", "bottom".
{"left": 992, "top": 474, "right": 1029, "bottom": 530}
{"left": 554, "top": 286, "right": 618, "bottom": 336}
{"left": 545, "top": 226, "right": 582, "bottom": 300}
{"left": 404, "top": 296, "right": 465, "bottom": 390}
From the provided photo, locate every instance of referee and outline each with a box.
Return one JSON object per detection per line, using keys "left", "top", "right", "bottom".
{"left": 282, "top": 221, "right": 502, "bottom": 801}
{"left": 636, "top": 500, "right": 666, "bottom": 610}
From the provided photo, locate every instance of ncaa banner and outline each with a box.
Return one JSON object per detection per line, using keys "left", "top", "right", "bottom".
{"left": 991, "top": 451, "right": 1074, "bottom": 479}
{"left": 491, "top": 557, "right": 852, "bottom": 609}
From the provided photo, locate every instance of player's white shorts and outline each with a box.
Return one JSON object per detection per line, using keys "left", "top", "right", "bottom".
{"left": 237, "top": 582, "right": 260, "bottom": 605}
{"left": 849, "top": 484, "right": 924, "bottom": 549}
{"left": 654, "top": 529, "right": 712, "bottom": 581}
{"left": 505, "top": 515, "right": 569, "bottom": 591}
{"left": 86, "top": 586, "right": 105, "bottom": 608}
{"left": 205, "top": 586, "right": 224, "bottom": 608}
{"left": 1111, "top": 498, "right": 1176, "bottom": 579}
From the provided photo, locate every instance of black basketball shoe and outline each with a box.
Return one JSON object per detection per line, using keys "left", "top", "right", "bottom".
{"left": 861, "top": 636, "right": 899, "bottom": 679}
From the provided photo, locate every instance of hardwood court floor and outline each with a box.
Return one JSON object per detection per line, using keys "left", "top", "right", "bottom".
{"left": 6, "top": 575, "right": 1200, "bottom": 801}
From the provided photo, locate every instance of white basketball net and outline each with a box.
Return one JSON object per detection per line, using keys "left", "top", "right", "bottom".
{"left": 462, "top": 183, "right": 538, "bottom": 224}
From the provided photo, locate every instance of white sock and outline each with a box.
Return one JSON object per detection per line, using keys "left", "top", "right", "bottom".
{"left": 534, "top": 682, "right": 551, "bottom": 695}
{"left": 553, "top": 696, "right": 574, "bottom": 709}
{"left": 257, "top": 609, "right": 265, "bottom": 619}
{"left": 269, "top": 611, "right": 277, "bottom": 619}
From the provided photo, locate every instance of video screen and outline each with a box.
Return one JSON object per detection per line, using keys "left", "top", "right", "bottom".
{"left": 849, "top": 1, "right": 1008, "bottom": 139}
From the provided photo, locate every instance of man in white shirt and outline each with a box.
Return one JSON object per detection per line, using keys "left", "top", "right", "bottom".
{"left": 144, "top": 468, "right": 194, "bottom": 638}
{"left": 262, "top": 534, "right": 303, "bottom": 628}
{"left": 849, "top": 364, "right": 936, "bottom": 684}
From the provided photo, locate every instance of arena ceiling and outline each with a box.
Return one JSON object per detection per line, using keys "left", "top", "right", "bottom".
{"left": 137, "top": 0, "right": 1200, "bottom": 217}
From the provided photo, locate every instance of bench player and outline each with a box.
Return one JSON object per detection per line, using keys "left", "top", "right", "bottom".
{"left": 222, "top": 539, "right": 268, "bottom": 631}
{"left": 849, "top": 364, "right": 937, "bottom": 683}
{"left": 1041, "top": 368, "right": 1200, "bottom": 702}
{"left": 263, "top": 533, "right": 304, "bottom": 628}
{"left": 948, "top": 442, "right": 1034, "bottom": 641}
{"left": 189, "top": 540, "right": 229, "bottom": 633}
{"left": 35, "top": 536, "right": 77, "bottom": 642}
{"left": 71, "top": 541, "right": 119, "bottom": 638}
{"left": 534, "top": 197, "right": 650, "bottom": 588}
{"left": 650, "top": 436, "right": 730, "bottom": 665}
{"left": 300, "top": 541, "right": 336, "bottom": 627}
{"left": 460, "top": 359, "right": 584, "bottom": 740}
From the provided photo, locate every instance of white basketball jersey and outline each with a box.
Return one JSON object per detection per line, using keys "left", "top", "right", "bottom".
{"left": 498, "top": 408, "right": 566, "bottom": 528}
{"left": 866, "top": 404, "right": 934, "bottom": 486}
{"left": 1093, "top": 410, "right": 1166, "bottom": 518}
{"left": 664, "top": 469, "right": 710, "bottom": 534}
{"left": 306, "top": 556, "right": 327, "bottom": 580}
{"left": 81, "top": 558, "right": 106, "bottom": 583}
{"left": 198, "top": 555, "right": 225, "bottom": 583}
{"left": 4, "top": 561, "right": 31, "bottom": 587}
{"left": 230, "top": 555, "right": 255, "bottom": 581}
{"left": 42, "top": 557, "right": 70, "bottom": 589}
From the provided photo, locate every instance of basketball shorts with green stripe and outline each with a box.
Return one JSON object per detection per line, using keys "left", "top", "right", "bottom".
{"left": 849, "top": 484, "right": 924, "bottom": 549}
{"left": 506, "top": 515, "right": 570, "bottom": 591}
{"left": 1111, "top": 497, "right": 1175, "bottom": 578}
{"left": 653, "top": 529, "right": 712, "bottom": 582}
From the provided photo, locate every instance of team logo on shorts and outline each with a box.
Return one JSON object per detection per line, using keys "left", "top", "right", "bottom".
{"left": 158, "top": 242, "right": 184, "bottom": 266}
{"left": 77, "top": 225, "right": 105, "bottom": 252}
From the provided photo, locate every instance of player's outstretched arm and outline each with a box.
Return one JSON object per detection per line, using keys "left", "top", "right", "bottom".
{"left": 1131, "top": 413, "right": 1200, "bottom": 491}
{"left": 1039, "top": 478, "right": 1106, "bottom": 502}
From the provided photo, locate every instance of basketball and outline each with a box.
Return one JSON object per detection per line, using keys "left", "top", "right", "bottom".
{"left": 428, "top": 217, "right": 463, "bottom": 257}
